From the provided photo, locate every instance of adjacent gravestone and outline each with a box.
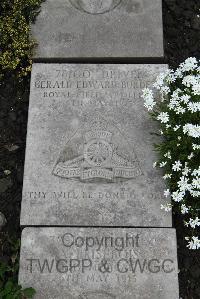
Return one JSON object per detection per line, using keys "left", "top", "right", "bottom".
{"left": 31, "top": 0, "right": 164, "bottom": 59}
{"left": 19, "top": 227, "right": 179, "bottom": 299}
{"left": 20, "top": 63, "right": 172, "bottom": 227}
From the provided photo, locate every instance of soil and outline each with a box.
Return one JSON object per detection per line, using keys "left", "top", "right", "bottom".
{"left": 0, "top": 0, "right": 200, "bottom": 298}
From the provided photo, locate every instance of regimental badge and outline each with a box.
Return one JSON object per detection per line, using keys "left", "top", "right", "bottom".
{"left": 52, "top": 114, "right": 142, "bottom": 183}
{"left": 69, "top": 0, "right": 122, "bottom": 15}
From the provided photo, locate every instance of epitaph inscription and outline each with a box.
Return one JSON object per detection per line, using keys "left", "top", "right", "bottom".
{"left": 19, "top": 228, "right": 179, "bottom": 299}
{"left": 21, "top": 64, "right": 171, "bottom": 226}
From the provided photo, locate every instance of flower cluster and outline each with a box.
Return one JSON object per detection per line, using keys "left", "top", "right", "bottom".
{"left": 142, "top": 58, "right": 200, "bottom": 250}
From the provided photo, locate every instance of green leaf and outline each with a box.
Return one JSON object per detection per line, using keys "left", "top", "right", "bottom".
{"left": 4, "top": 281, "right": 14, "bottom": 294}
{"left": 22, "top": 287, "right": 36, "bottom": 298}
{"left": 5, "top": 293, "right": 18, "bottom": 299}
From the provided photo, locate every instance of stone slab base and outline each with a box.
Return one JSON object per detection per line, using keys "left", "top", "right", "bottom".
{"left": 19, "top": 227, "right": 179, "bottom": 299}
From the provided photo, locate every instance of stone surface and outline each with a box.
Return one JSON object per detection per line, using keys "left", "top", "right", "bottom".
{"left": 19, "top": 227, "right": 179, "bottom": 299}
{"left": 31, "top": 0, "right": 164, "bottom": 59}
{"left": 20, "top": 63, "right": 171, "bottom": 226}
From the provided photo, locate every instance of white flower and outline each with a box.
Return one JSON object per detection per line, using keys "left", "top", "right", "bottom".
{"left": 175, "top": 68, "right": 183, "bottom": 78}
{"left": 180, "top": 67, "right": 200, "bottom": 95}
{"left": 180, "top": 57, "right": 198, "bottom": 72}
{"left": 164, "top": 189, "right": 171, "bottom": 197}
{"left": 187, "top": 102, "right": 200, "bottom": 113}
{"left": 172, "top": 89, "right": 181, "bottom": 97}
{"left": 143, "top": 60, "right": 200, "bottom": 247}
{"left": 142, "top": 88, "right": 153, "bottom": 97}
{"left": 181, "top": 204, "right": 189, "bottom": 214}
{"left": 168, "top": 100, "right": 178, "bottom": 110}
{"left": 142, "top": 88, "right": 156, "bottom": 111}
{"left": 166, "top": 124, "right": 171, "bottom": 129}
{"left": 144, "top": 99, "right": 156, "bottom": 111}
{"left": 191, "top": 190, "right": 200, "bottom": 197}
{"left": 188, "top": 217, "right": 200, "bottom": 229}
{"left": 191, "top": 177, "right": 200, "bottom": 189}
{"left": 171, "top": 190, "right": 185, "bottom": 202}
{"left": 173, "top": 125, "right": 181, "bottom": 131}
{"left": 175, "top": 106, "right": 186, "bottom": 114}
{"left": 177, "top": 176, "right": 191, "bottom": 192}
{"left": 183, "top": 124, "right": 200, "bottom": 138}
{"left": 169, "top": 97, "right": 186, "bottom": 114}
{"left": 157, "top": 112, "right": 169, "bottom": 123}
{"left": 182, "top": 164, "right": 191, "bottom": 176}
{"left": 161, "top": 203, "right": 172, "bottom": 212}
{"left": 192, "top": 143, "right": 200, "bottom": 150}
{"left": 192, "top": 167, "right": 200, "bottom": 176}
{"left": 164, "top": 151, "right": 171, "bottom": 159}
{"left": 165, "top": 70, "right": 176, "bottom": 83}
{"left": 153, "top": 73, "right": 165, "bottom": 89}
{"left": 160, "top": 161, "right": 167, "bottom": 167}
{"left": 192, "top": 81, "right": 200, "bottom": 95}
{"left": 182, "top": 75, "right": 197, "bottom": 87}
{"left": 168, "top": 89, "right": 182, "bottom": 111}
{"left": 163, "top": 173, "right": 172, "bottom": 180}
{"left": 160, "top": 86, "right": 170, "bottom": 95}
{"left": 181, "top": 94, "right": 190, "bottom": 104}
{"left": 188, "top": 152, "right": 194, "bottom": 160}
{"left": 186, "top": 236, "right": 200, "bottom": 250}
{"left": 172, "top": 160, "right": 182, "bottom": 171}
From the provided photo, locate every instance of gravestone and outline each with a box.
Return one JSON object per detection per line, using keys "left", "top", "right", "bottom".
{"left": 31, "top": 0, "right": 164, "bottom": 59}
{"left": 20, "top": 63, "right": 172, "bottom": 227}
{"left": 19, "top": 227, "right": 179, "bottom": 299}
{"left": 19, "top": 0, "right": 180, "bottom": 297}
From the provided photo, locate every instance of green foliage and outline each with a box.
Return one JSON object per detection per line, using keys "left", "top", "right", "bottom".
{"left": 0, "top": 280, "right": 35, "bottom": 299}
{"left": 0, "top": 236, "right": 36, "bottom": 299}
{"left": 0, "top": 1, "right": 44, "bottom": 296}
{"left": 143, "top": 58, "right": 200, "bottom": 249}
{"left": 0, "top": 0, "right": 44, "bottom": 79}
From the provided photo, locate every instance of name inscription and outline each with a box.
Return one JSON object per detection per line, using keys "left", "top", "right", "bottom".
{"left": 34, "top": 68, "right": 152, "bottom": 104}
